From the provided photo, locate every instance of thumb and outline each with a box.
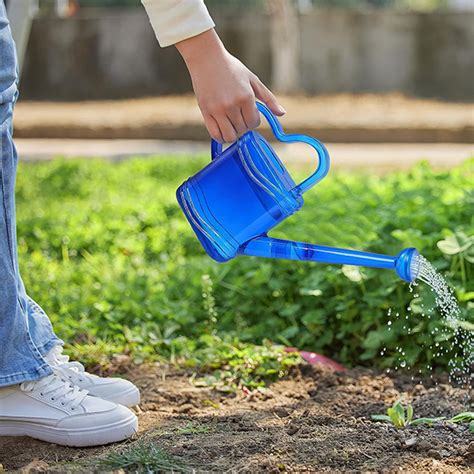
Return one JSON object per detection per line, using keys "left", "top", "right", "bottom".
{"left": 250, "top": 76, "right": 286, "bottom": 116}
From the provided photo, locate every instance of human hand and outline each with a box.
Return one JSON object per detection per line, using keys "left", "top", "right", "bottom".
{"left": 176, "top": 29, "right": 286, "bottom": 143}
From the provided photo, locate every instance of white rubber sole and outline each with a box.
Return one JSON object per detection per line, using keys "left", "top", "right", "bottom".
{"left": 0, "top": 412, "right": 138, "bottom": 447}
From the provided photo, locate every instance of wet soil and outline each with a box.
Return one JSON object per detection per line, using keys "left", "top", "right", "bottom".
{"left": 1, "top": 363, "right": 473, "bottom": 473}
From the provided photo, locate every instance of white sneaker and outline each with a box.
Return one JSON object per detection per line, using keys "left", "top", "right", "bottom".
{"left": 46, "top": 346, "right": 140, "bottom": 408}
{"left": 0, "top": 369, "right": 138, "bottom": 447}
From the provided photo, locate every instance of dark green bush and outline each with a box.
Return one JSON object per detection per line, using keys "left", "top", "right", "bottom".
{"left": 16, "top": 157, "right": 473, "bottom": 371}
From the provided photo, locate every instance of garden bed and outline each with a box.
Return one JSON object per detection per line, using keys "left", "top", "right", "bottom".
{"left": 1, "top": 157, "right": 471, "bottom": 472}
{"left": 1, "top": 363, "right": 472, "bottom": 472}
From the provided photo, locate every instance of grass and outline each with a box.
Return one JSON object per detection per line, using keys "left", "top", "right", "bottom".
{"left": 16, "top": 156, "right": 473, "bottom": 381}
{"left": 91, "top": 439, "right": 185, "bottom": 473}
{"left": 174, "top": 422, "right": 213, "bottom": 435}
{"left": 49, "top": 423, "right": 216, "bottom": 472}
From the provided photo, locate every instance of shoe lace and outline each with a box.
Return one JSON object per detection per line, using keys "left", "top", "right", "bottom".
{"left": 61, "top": 361, "right": 99, "bottom": 384}
{"left": 48, "top": 345, "right": 97, "bottom": 383}
{"left": 48, "top": 344, "right": 70, "bottom": 365}
{"left": 21, "top": 369, "right": 88, "bottom": 410}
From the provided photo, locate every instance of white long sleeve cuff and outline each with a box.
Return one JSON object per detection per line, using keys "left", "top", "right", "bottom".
{"left": 141, "top": 0, "right": 215, "bottom": 47}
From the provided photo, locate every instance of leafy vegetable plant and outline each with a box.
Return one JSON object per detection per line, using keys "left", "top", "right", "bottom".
{"left": 371, "top": 399, "right": 445, "bottom": 428}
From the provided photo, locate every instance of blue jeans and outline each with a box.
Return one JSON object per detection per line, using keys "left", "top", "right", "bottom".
{"left": 0, "top": 1, "right": 62, "bottom": 387}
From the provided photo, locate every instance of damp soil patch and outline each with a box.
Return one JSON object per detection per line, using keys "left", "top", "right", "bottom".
{"left": 1, "top": 363, "right": 472, "bottom": 473}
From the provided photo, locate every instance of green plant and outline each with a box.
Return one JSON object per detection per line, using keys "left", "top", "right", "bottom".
{"left": 449, "top": 412, "right": 474, "bottom": 433}
{"left": 371, "top": 399, "right": 445, "bottom": 428}
{"left": 92, "top": 439, "right": 185, "bottom": 473}
{"left": 16, "top": 158, "right": 473, "bottom": 374}
{"left": 437, "top": 232, "right": 473, "bottom": 289}
{"left": 188, "top": 337, "right": 302, "bottom": 391}
{"left": 175, "top": 422, "right": 212, "bottom": 435}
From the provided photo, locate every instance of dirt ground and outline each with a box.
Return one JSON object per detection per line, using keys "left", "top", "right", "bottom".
{"left": 1, "top": 363, "right": 473, "bottom": 473}
{"left": 14, "top": 94, "right": 474, "bottom": 142}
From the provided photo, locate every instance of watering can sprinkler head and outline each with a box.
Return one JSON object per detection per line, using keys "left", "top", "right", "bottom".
{"left": 176, "top": 102, "right": 420, "bottom": 283}
{"left": 395, "top": 247, "right": 421, "bottom": 283}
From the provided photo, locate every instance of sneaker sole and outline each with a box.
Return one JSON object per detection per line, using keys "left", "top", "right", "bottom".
{"left": 0, "top": 412, "right": 138, "bottom": 447}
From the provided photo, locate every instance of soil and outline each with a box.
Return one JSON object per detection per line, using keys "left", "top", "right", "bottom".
{"left": 14, "top": 93, "right": 474, "bottom": 143}
{"left": 1, "top": 363, "right": 473, "bottom": 473}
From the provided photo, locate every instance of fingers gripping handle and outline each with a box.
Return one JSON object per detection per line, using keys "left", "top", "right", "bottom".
{"left": 210, "top": 102, "right": 330, "bottom": 194}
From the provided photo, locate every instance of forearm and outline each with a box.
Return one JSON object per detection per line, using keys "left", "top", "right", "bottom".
{"left": 175, "top": 29, "right": 224, "bottom": 68}
{"left": 140, "top": 0, "right": 284, "bottom": 143}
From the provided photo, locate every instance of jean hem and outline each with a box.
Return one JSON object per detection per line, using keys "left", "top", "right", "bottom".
{"left": 0, "top": 363, "right": 53, "bottom": 388}
{"left": 34, "top": 337, "right": 64, "bottom": 357}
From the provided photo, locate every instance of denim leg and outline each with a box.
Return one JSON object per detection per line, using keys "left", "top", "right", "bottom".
{"left": 17, "top": 264, "right": 64, "bottom": 355}
{"left": 0, "top": 1, "right": 53, "bottom": 386}
{"left": 24, "top": 290, "right": 64, "bottom": 356}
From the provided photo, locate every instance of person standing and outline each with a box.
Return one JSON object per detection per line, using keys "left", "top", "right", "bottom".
{"left": 0, "top": 0, "right": 283, "bottom": 446}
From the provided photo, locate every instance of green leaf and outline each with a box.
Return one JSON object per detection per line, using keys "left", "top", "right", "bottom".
{"left": 449, "top": 412, "right": 474, "bottom": 424}
{"left": 406, "top": 404, "right": 414, "bottom": 425}
{"left": 456, "top": 320, "right": 474, "bottom": 332}
{"left": 363, "top": 329, "right": 389, "bottom": 350}
{"left": 437, "top": 236, "right": 462, "bottom": 255}
{"left": 470, "top": 421, "right": 474, "bottom": 433}
{"left": 299, "top": 288, "right": 323, "bottom": 297}
{"left": 371, "top": 414, "right": 392, "bottom": 423}
{"left": 302, "top": 310, "right": 326, "bottom": 326}
{"left": 411, "top": 417, "right": 445, "bottom": 426}
{"left": 387, "top": 408, "right": 403, "bottom": 427}
{"left": 279, "top": 325, "right": 300, "bottom": 340}
{"left": 342, "top": 265, "right": 366, "bottom": 283}
{"left": 437, "top": 232, "right": 472, "bottom": 256}
{"left": 458, "top": 291, "right": 474, "bottom": 303}
{"left": 388, "top": 400, "right": 406, "bottom": 427}
{"left": 391, "top": 229, "right": 428, "bottom": 250}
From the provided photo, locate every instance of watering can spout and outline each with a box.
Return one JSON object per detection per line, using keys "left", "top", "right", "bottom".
{"left": 394, "top": 247, "right": 421, "bottom": 282}
{"left": 239, "top": 237, "right": 420, "bottom": 283}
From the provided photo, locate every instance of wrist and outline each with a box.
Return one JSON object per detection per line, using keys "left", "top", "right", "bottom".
{"left": 175, "top": 29, "right": 226, "bottom": 67}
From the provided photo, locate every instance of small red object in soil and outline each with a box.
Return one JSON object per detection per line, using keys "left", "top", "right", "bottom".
{"left": 285, "top": 347, "right": 346, "bottom": 372}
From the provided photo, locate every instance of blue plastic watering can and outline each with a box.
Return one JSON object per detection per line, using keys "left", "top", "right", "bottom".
{"left": 176, "top": 102, "right": 420, "bottom": 282}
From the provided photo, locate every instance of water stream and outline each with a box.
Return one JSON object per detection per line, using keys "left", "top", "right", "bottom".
{"left": 383, "top": 254, "right": 472, "bottom": 391}
{"left": 412, "top": 254, "right": 473, "bottom": 388}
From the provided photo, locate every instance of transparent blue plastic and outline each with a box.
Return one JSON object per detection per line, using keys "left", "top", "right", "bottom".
{"left": 176, "top": 102, "right": 419, "bottom": 282}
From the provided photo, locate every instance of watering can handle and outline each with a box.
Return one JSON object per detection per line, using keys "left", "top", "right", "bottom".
{"left": 211, "top": 102, "right": 330, "bottom": 195}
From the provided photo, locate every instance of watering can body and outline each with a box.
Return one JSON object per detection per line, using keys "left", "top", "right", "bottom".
{"left": 176, "top": 102, "right": 419, "bottom": 282}
{"left": 177, "top": 128, "right": 304, "bottom": 262}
